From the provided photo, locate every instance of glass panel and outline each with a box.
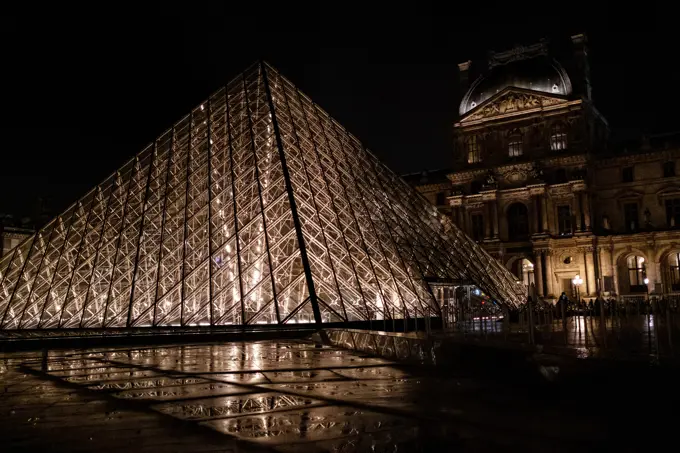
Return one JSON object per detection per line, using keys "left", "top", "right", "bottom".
{"left": 0, "top": 62, "right": 527, "bottom": 331}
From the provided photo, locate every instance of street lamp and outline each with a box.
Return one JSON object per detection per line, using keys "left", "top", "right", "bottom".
{"left": 643, "top": 277, "right": 650, "bottom": 301}
{"left": 572, "top": 274, "right": 583, "bottom": 310}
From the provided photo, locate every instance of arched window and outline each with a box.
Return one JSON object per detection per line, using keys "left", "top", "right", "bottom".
{"left": 668, "top": 252, "right": 680, "bottom": 292}
{"left": 507, "top": 203, "right": 529, "bottom": 240}
{"left": 465, "top": 136, "right": 481, "bottom": 164}
{"left": 627, "top": 255, "right": 647, "bottom": 290}
{"left": 550, "top": 123, "right": 568, "bottom": 151}
{"left": 508, "top": 130, "right": 523, "bottom": 157}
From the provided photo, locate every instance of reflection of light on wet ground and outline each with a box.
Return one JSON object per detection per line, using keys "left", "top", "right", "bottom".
{"left": 0, "top": 339, "right": 613, "bottom": 452}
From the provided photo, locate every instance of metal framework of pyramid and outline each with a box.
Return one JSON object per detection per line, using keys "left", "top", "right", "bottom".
{"left": 0, "top": 62, "right": 525, "bottom": 330}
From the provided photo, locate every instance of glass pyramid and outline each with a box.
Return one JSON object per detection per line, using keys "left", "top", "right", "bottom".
{"left": 0, "top": 62, "right": 525, "bottom": 330}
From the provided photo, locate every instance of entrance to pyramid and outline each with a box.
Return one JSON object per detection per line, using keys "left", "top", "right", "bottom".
{"left": 0, "top": 62, "right": 525, "bottom": 332}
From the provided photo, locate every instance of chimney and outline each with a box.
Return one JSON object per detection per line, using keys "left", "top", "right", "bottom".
{"left": 458, "top": 60, "right": 472, "bottom": 96}
{"left": 571, "top": 33, "right": 592, "bottom": 101}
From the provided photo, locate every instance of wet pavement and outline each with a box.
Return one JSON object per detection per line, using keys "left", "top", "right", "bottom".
{"left": 0, "top": 338, "right": 675, "bottom": 452}
{"left": 435, "top": 314, "right": 680, "bottom": 360}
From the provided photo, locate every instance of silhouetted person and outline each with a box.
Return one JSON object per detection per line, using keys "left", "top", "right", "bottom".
{"left": 558, "top": 292, "right": 569, "bottom": 319}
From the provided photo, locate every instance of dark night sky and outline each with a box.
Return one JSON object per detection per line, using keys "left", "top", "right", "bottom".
{"left": 1, "top": 3, "right": 677, "bottom": 220}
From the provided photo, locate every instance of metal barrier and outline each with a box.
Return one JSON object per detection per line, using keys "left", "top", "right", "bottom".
{"left": 434, "top": 295, "right": 680, "bottom": 361}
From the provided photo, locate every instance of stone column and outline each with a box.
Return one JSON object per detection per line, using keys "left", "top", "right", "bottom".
{"left": 533, "top": 196, "right": 541, "bottom": 234}
{"left": 492, "top": 200, "right": 499, "bottom": 239}
{"left": 612, "top": 248, "right": 620, "bottom": 296}
{"left": 574, "top": 191, "right": 583, "bottom": 232}
{"left": 484, "top": 202, "right": 492, "bottom": 239}
{"left": 646, "top": 247, "right": 659, "bottom": 293}
{"left": 585, "top": 248, "right": 596, "bottom": 296}
{"left": 457, "top": 207, "right": 466, "bottom": 232}
{"left": 582, "top": 192, "right": 592, "bottom": 231}
{"left": 535, "top": 251, "right": 544, "bottom": 297}
{"left": 544, "top": 252, "right": 555, "bottom": 297}
{"left": 542, "top": 193, "right": 549, "bottom": 232}
{"left": 465, "top": 208, "right": 473, "bottom": 237}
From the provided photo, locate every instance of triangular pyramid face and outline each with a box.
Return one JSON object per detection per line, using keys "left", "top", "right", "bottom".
{"left": 0, "top": 63, "right": 525, "bottom": 330}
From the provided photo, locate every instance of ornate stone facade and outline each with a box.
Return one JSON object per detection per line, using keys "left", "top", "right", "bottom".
{"left": 0, "top": 226, "right": 33, "bottom": 258}
{"left": 407, "top": 34, "right": 680, "bottom": 301}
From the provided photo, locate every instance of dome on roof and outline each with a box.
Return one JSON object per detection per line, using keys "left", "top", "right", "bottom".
{"left": 459, "top": 56, "right": 572, "bottom": 116}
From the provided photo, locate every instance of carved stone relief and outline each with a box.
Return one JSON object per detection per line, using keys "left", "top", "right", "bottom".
{"left": 464, "top": 91, "right": 566, "bottom": 122}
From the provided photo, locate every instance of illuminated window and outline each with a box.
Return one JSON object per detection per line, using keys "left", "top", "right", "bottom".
{"left": 668, "top": 252, "right": 680, "bottom": 291}
{"left": 627, "top": 255, "right": 647, "bottom": 290}
{"left": 508, "top": 130, "right": 523, "bottom": 157}
{"left": 466, "top": 136, "right": 481, "bottom": 164}
{"left": 550, "top": 123, "right": 567, "bottom": 151}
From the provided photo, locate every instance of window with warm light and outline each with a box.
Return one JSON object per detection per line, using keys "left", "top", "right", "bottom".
{"left": 466, "top": 136, "right": 481, "bottom": 164}
{"left": 627, "top": 255, "right": 647, "bottom": 291}
{"left": 508, "top": 130, "right": 523, "bottom": 157}
{"left": 668, "top": 252, "right": 680, "bottom": 291}
{"left": 550, "top": 123, "right": 567, "bottom": 151}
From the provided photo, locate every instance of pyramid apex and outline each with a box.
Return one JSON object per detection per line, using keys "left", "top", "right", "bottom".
{"left": 0, "top": 60, "right": 526, "bottom": 331}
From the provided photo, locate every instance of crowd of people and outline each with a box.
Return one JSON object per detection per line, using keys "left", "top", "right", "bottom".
{"left": 538, "top": 293, "right": 680, "bottom": 318}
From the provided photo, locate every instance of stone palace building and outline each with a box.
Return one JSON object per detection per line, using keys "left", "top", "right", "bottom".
{"left": 406, "top": 34, "right": 680, "bottom": 302}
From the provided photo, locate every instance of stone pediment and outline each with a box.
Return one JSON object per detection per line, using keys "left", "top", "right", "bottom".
{"left": 460, "top": 87, "right": 567, "bottom": 123}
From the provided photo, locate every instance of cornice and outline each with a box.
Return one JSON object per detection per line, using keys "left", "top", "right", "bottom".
{"left": 596, "top": 148, "right": 680, "bottom": 168}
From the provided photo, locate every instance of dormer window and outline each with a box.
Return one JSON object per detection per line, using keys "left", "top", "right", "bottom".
{"left": 552, "top": 84, "right": 559, "bottom": 93}
{"left": 508, "top": 130, "right": 523, "bottom": 157}
{"left": 550, "top": 122, "right": 567, "bottom": 151}
{"left": 466, "top": 136, "right": 481, "bottom": 164}
{"left": 622, "top": 166, "right": 634, "bottom": 183}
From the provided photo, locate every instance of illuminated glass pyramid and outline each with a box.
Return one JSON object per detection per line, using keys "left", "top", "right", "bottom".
{"left": 0, "top": 62, "right": 525, "bottom": 330}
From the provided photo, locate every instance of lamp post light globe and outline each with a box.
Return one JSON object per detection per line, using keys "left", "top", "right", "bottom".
{"left": 643, "top": 277, "right": 650, "bottom": 302}
{"left": 572, "top": 274, "right": 583, "bottom": 310}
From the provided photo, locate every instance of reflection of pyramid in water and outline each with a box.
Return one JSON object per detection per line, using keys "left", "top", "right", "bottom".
{"left": 0, "top": 62, "right": 525, "bottom": 330}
